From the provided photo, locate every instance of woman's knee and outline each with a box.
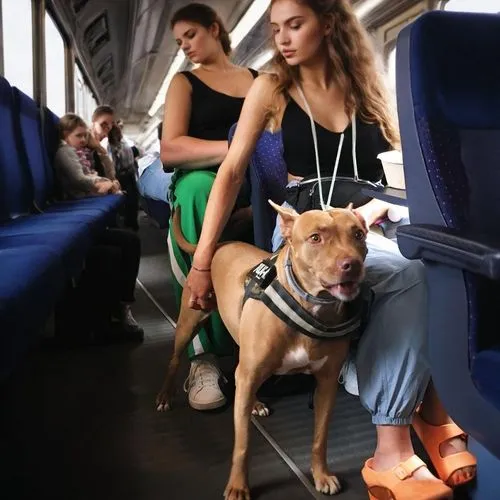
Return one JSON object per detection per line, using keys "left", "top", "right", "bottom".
{"left": 174, "top": 171, "right": 215, "bottom": 206}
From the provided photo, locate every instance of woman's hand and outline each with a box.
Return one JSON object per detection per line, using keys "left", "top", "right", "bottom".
{"left": 94, "top": 178, "right": 114, "bottom": 194}
{"left": 185, "top": 267, "right": 216, "bottom": 311}
{"left": 87, "top": 132, "right": 102, "bottom": 151}
{"left": 355, "top": 199, "right": 390, "bottom": 228}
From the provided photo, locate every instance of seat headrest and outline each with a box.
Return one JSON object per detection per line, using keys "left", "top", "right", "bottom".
{"left": 409, "top": 11, "right": 500, "bottom": 129}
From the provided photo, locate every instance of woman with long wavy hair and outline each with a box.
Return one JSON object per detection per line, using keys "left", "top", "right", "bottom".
{"left": 185, "top": 0, "right": 476, "bottom": 498}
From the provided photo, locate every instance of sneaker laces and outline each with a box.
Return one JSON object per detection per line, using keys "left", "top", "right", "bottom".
{"left": 183, "top": 360, "right": 227, "bottom": 395}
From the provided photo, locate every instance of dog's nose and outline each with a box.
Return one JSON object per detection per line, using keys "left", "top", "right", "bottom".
{"left": 339, "top": 259, "right": 353, "bottom": 271}
{"left": 338, "top": 258, "right": 362, "bottom": 275}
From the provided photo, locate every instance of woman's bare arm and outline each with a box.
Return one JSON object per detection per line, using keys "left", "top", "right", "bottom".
{"left": 160, "top": 73, "right": 228, "bottom": 170}
{"left": 191, "top": 75, "right": 278, "bottom": 268}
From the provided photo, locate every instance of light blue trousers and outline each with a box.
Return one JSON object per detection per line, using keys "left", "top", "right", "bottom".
{"left": 272, "top": 203, "right": 430, "bottom": 425}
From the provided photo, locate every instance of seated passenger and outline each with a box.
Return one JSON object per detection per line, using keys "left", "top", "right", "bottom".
{"left": 54, "top": 114, "right": 120, "bottom": 198}
{"left": 108, "top": 124, "right": 140, "bottom": 231}
{"left": 184, "top": 0, "right": 476, "bottom": 497}
{"left": 137, "top": 123, "right": 173, "bottom": 205}
{"left": 55, "top": 113, "right": 144, "bottom": 342}
{"left": 160, "top": 3, "right": 257, "bottom": 411}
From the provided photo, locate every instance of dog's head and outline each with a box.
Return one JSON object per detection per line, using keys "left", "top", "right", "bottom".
{"left": 270, "top": 201, "right": 368, "bottom": 302}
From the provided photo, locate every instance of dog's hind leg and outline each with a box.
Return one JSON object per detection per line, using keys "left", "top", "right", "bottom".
{"left": 156, "top": 293, "right": 210, "bottom": 411}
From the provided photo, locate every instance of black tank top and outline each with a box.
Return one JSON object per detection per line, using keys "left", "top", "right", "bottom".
{"left": 282, "top": 97, "right": 391, "bottom": 181}
{"left": 181, "top": 68, "right": 258, "bottom": 141}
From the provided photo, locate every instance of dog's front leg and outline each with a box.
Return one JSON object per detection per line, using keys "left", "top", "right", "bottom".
{"left": 310, "top": 346, "right": 348, "bottom": 495}
{"left": 224, "top": 364, "right": 263, "bottom": 500}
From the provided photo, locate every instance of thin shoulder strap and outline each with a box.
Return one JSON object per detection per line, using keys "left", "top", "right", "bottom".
{"left": 180, "top": 70, "right": 200, "bottom": 87}
{"left": 248, "top": 68, "right": 259, "bottom": 79}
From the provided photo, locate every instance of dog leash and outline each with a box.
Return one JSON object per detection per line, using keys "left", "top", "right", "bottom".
{"left": 295, "top": 83, "right": 358, "bottom": 210}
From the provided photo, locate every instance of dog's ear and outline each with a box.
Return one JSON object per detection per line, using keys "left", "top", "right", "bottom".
{"left": 348, "top": 206, "right": 368, "bottom": 233}
{"left": 345, "top": 202, "right": 354, "bottom": 211}
{"left": 268, "top": 200, "right": 299, "bottom": 239}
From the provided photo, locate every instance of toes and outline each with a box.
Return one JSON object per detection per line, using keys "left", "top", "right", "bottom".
{"left": 251, "top": 401, "right": 270, "bottom": 417}
{"left": 313, "top": 474, "right": 342, "bottom": 495}
{"left": 448, "top": 466, "right": 476, "bottom": 487}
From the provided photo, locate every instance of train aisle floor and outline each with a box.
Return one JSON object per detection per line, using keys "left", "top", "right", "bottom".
{"left": 0, "top": 213, "right": 471, "bottom": 500}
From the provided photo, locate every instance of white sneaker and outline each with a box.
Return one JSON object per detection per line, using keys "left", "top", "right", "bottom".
{"left": 184, "top": 357, "right": 227, "bottom": 410}
{"left": 338, "top": 357, "right": 359, "bottom": 396}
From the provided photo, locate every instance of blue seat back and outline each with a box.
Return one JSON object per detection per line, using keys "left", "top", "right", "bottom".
{"left": 228, "top": 124, "right": 288, "bottom": 251}
{"left": 397, "top": 11, "right": 500, "bottom": 459}
{"left": 42, "top": 106, "right": 60, "bottom": 170}
{"left": 0, "top": 76, "right": 33, "bottom": 220}
{"left": 12, "top": 87, "right": 53, "bottom": 209}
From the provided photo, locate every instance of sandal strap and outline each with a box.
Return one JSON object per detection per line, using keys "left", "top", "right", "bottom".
{"left": 412, "top": 413, "right": 477, "bottom": 483}
{"left": 362, "top": 456, "right": 453, "bottom": 499}
{"left": 413, "top": 414, "right": 466, "bottom": 443}
{"left": 392, "top": 455, "right": 427, "bottom": 480}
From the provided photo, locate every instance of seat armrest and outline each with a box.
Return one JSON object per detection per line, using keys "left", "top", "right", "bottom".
{"left": 397, "top": 224, "right": 500, "bottom": 280}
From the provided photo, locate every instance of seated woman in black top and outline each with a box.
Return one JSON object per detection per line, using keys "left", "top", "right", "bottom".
{"left": 184, "top": 0, "right": 476, "bottom": 498}
{"left": 160, "top": 3, "right": 258, "bottom": 412}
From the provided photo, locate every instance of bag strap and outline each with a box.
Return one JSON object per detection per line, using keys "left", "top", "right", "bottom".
{"left": 295, "top": 83, "right": 358, "bottom": 210}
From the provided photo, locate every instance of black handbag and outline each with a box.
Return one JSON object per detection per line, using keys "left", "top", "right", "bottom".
{"left": 285, "top": 175, "right": 383, "bottom": 214}
{"left": 287, "top": 84, "right": 383, "bottom": 214}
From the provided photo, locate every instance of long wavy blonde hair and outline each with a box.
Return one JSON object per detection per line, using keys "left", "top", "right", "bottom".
{"left": 268, "top": 0, "right": 400, "bottom": 148}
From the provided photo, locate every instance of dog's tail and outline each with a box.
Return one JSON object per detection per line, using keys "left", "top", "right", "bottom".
{"left": 171, "top": 207, "right": 197, "bottom": 255}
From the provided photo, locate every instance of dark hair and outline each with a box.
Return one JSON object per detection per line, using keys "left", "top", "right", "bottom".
{"left": 92, "top": 105, "right": 114, "bottom": 122}
{"left": 59, "top": 113, "right": 87, "bottom": 140}
{"left": 171, "top": 3, "right": 231, "bottom": 55}
{"left": 107, "top": 124, "right": 122, "bottom": 146}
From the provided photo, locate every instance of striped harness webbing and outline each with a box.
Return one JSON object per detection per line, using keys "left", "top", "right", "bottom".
{"left": 243, "top": 255, "right": 362, "bottom": 340}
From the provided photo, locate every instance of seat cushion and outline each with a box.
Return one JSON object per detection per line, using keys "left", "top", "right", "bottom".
{"left": 0, "top": 244, "right": 65, "bottom": 379}
{"left": 0, "top": 217, "right": 93, "bottom": 277}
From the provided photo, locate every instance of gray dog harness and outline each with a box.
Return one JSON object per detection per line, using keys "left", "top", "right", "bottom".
{"left": 243, "top": 251, "right": 363, "bottom": 340}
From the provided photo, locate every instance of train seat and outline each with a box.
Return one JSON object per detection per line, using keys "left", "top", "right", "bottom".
{"left": 396, "top": 11, "right": 500, "bottom": 498}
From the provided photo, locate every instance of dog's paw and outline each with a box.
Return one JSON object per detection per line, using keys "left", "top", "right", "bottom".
{"left": 156, "top": 393, "right": 172, "bottom": 412}
{"left": 224, "top": 483, "right": 251, "bottom": 500}
{"left": 313, "top": 473, "right": 341, "bottom": 495}
{"left": 156, "top": 401, "right": 171, "bottom": 411}
{"left": 251, "top": 401, "right": 270, "bottom": 417}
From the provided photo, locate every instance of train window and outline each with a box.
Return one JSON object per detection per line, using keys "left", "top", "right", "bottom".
{"left": 1, "top": 0, "right": 33, "bottom": 96}
{"left": 443, "top": 0, "right": 500, "bottom": 13}
{"left": 74, "top": 63, "right": 97, "bottom": 123}
{"left": 45, "top": 12, "right": 66, "bottom": 115}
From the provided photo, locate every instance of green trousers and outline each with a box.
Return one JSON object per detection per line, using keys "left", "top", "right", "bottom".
{"left": 167, "top": 170, "right": 236, "bottom": 359}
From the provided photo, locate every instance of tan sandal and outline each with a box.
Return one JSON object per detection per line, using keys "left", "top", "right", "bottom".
{"left": 412, "top": 412, "right": 477, "bottom": 486}
{"left": 362, "top": 455, "right": 453, "bottom": 499}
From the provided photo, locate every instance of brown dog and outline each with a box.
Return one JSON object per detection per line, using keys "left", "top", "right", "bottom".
{"left": 157, "top": 201, "right": 368, "bottom": 499}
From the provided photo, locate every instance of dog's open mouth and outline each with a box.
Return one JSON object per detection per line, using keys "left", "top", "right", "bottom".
{"left": 320, "top": 279, "right": 361, "bottom": 300}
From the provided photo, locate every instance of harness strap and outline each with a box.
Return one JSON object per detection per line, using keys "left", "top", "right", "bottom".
{"left": 262, "top": 280, "right": 362, "bottom": 340}
{"left": 243, "top": 254, "right": 362, "bottom": 340}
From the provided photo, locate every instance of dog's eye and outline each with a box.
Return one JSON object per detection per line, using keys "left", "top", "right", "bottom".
{"left": 355, "top": 229, "right": 365, "bottom": 241}
{"left": 309, "top": 233, "right": 321, "bottom": 243}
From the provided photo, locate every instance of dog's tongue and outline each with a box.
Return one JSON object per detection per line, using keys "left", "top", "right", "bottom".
{"left": 329, "top": 281, "right": 358, "bottom": 297}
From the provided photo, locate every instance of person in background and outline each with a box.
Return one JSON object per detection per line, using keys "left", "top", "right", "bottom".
{"left": 137, "top": 123, "right": 173, "bottom": 206}
{"left": 55, "top": 113, "right": 144, "bottom": 343}
{"left": 89, "top": 105, "right": 119, "bottom": 181}
{"left": 108, "top": 124, "right": 140, "bottom": 231}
